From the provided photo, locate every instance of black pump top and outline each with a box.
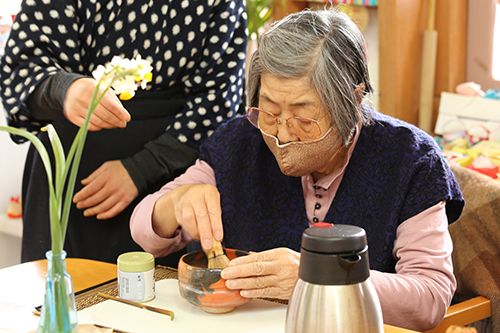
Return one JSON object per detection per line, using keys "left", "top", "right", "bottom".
{"left": 302, "top": 224, "right": 367, "bottom": 254}
{"left": 298, "top": 224, "right": 371, "bottom": 285}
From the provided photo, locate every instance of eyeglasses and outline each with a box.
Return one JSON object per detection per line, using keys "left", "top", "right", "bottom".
{"left": 246, "top": 107, "right": 328, "bottom": 140}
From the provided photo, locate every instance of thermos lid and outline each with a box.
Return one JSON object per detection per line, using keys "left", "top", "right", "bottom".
{"left": 298, "top": 223, "right": 370, "bottom": 285}
{"left": 302, "top": 223, "right": 367, "bottom": 254}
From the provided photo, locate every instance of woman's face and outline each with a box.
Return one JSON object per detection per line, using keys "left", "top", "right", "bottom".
{"left": 258, "top": 73, "right": 331, "bottom": 145}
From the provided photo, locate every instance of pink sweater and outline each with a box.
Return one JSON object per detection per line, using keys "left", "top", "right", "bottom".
{"left": 130, "top": 125, "right": 456, "bottom": 331}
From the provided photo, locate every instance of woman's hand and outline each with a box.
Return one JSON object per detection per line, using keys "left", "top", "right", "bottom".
{"left": 221, "top": 248, "right": 300, "bottom": 300}
{"left": 73, "top": 160, "right": 138, "bottom": 219}
{"left": 64, "top": 78, "right": 131, "bottom": 131}
{"left": 152, "top": 184, "right": 223, "bottom": 250}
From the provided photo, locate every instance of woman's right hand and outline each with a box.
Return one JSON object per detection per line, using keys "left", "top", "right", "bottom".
{"left": 152, "top": 184, "right": 223, "bottom": 251}
{"left": 63, "top": 77, "right": 131, "bottom": 131}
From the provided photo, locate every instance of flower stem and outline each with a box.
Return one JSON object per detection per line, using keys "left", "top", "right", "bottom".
{"left": 60, "top": 81, "right": 111, "bottom": 243}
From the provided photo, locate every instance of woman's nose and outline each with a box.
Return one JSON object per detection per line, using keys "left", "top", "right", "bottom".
{"left": 276, "top": 121, "right": 298, "bottom": 144}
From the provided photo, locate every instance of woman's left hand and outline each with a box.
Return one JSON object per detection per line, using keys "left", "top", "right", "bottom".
{"left": 73, "top": 160, "right": 139, "bottom": 219}
{"left": 221, "top": 248, "right": 300, "bottom": 300}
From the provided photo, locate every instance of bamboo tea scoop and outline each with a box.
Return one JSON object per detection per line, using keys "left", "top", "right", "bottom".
{"left": 206, "top": 238, "right": 231, "bottom": 269}
{"left": 97, "top": 293, "right": 174, "bottom": 320}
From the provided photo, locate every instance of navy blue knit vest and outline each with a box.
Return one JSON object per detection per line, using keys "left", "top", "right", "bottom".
{"left": 199, "top": 109, "right": 464, "bottom": 273}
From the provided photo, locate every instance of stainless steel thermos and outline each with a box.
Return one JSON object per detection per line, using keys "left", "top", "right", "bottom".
{"left": 285, "top": 223, "right": 384, "bottom": 333}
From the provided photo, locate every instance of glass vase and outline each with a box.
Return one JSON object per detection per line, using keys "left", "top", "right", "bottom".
{"left": 37, "top": 250, "right": 80, "bottom": 333}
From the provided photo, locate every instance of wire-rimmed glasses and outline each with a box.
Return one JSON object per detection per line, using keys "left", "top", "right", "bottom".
{"left": 246, "top": 107, "right": 328, "bottom": 140}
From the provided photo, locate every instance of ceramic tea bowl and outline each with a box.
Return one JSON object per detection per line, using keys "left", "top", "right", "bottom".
{"left": 178, "top": 248, "right": 252, "bottom": 313}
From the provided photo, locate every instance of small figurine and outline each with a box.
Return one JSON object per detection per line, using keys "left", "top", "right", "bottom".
{"left": 6, "top": 195, "right": 22, "bottom": 218}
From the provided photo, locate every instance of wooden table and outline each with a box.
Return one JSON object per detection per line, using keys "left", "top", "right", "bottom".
{"left": 0, "top": 259, "right": 419, "bottom": 333}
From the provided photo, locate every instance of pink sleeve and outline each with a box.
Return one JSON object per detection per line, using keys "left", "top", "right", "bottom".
{"left": 130, "top": 159, "right": 216, "bottom": 258}
{"left": 370, "top": 201, "right": 456, "bottom": 331}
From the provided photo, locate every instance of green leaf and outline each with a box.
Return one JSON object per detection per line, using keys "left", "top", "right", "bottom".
{"left": 59, "top": 128, "right": 81, "bottom": 243}
{"left": 0, "top": 126, "right": 63, "bottom": 254}
{"left": 45, "top": 124, "right": 66, "bottom": 208}
{"left": 246, "top": 0, "right": 285, "bottom": 41}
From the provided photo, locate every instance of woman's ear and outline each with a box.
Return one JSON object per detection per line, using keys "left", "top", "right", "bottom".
{"left": 355, "top": 83, "right": 366, "bottom": 105}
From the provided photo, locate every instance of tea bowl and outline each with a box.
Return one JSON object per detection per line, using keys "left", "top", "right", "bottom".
{"left": 178, "top": 248, "right": 252, "bottom": 313}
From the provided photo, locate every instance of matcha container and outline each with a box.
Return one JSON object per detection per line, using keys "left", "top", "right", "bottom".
{"left": 117, "top": 251, "right": 155, "bottom": 302}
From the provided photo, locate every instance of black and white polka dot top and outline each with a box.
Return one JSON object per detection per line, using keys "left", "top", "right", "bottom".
{"left": 0, "top": 0, "right": 248, "bottom": 148}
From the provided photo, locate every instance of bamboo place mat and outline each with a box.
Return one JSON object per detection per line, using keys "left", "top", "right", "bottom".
{"left": 75, "top": 265, "right": 178, "bottom": 311}
{"left": 75, "top": 265, "right": 287, "bottom": 311}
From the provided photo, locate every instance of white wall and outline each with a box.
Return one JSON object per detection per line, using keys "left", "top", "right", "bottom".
{"left": 0, "top": 106, "right": 26, "bottom": 268}
{"left": 0, "top": 108, "right": 28, "bottom": 213}
{"left": 0, "top": 228, "right": 22, "bottom": 268}
{"left": 0, "top": 2, "right": 25, "bottom": 268}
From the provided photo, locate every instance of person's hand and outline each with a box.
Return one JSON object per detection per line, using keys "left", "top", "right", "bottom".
{"left": 221, "top": 248, "right": 300, "bottom": 300}
{"left": 73, "top": 160, "right": 139, "bottom": 219}
{"left": 64, "top": 77, "right": 131, "bottom": 131}
{"left": 152, "top": 184, "right": 223, "bottom": 250}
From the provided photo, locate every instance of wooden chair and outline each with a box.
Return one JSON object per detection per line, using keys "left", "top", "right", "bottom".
{"left": 423, "top": 164, "right": 500, "bottom": 333}
{"left": 423, "top": 296, "right": 491, "bottom": 333}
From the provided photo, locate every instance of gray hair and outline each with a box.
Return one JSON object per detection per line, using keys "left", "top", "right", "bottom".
{"left": 247, "top": 9, "right": 374, "bottom": 146}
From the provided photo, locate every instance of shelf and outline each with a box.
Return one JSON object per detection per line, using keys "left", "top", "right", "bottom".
{"left": 0, "top": 213, "right": 22, "bottom": 239}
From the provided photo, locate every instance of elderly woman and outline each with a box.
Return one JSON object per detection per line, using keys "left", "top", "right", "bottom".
{"left": 131, "top": 9, "right": 464, "bottom": 331}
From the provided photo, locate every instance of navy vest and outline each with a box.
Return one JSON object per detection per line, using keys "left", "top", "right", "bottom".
{"left": 199, "top": 109, "right": 464, "bottom": 273}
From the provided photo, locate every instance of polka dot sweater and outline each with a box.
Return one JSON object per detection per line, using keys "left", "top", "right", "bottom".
{"left": 0, "top": 0, "right": 248, "bottom": 149}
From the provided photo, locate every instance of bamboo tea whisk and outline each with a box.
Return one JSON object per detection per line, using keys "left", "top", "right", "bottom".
{"left": 206, "top": 238, "right": 231, "bottom": 269}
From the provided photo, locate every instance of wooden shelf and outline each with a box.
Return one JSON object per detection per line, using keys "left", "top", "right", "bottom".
{"left": 0, "top": 214, "right": 22, "bottom": 239}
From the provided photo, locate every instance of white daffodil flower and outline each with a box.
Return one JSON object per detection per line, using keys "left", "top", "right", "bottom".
{"left": 93, "top": 55, "right": 153, "bottom": 100}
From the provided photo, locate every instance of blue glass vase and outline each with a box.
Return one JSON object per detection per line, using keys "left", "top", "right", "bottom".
{"left": 37, "top": 251, "right": 80, "bottom": 333}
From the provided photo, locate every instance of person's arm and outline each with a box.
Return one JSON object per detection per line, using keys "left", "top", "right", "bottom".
{"left": 120, "top": 133, "right": 199, "bottom": 194}
{"left": 130, "top": 159, "right": 217, "bottom": 257}
{"left": 0, "top": 0, "right": 84, "bottom": 142}
{"left": 370, "top": 201, "right": 456, "bottom": 332}
{"left": 25, "top": 71, "right": 85, "bottom": 121}
{"left": 25, "top": 72, "right": 129, "bottom": 131}
{"left": 103, "top": 0, "right": 249, "bottom": 195}
{"left": 0, "top": 0, "right": 130, "bottom": 141}
{"left": 72, "top": 132, "right": 199, "bottom": 220}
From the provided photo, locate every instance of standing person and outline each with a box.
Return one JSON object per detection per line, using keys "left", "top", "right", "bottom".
{"left": 0, "top": 0, "right": 247, "bottom": 267}
{"left": 130, "top": 9, "right": 464, "bottom": 331}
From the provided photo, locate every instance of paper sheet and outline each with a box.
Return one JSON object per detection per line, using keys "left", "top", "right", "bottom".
{"left": 79, "top": 279, "right": 288, "bottom": 333}
{"left": 434, "top": 92, "right": 500, "bottom": 137}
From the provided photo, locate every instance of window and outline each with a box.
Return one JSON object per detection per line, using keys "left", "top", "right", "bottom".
{"left": 466, "top": 0, "right": 500, "bottom": 90}
{"left": 493, "top": 1, "right": 500, "bottom": 81}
